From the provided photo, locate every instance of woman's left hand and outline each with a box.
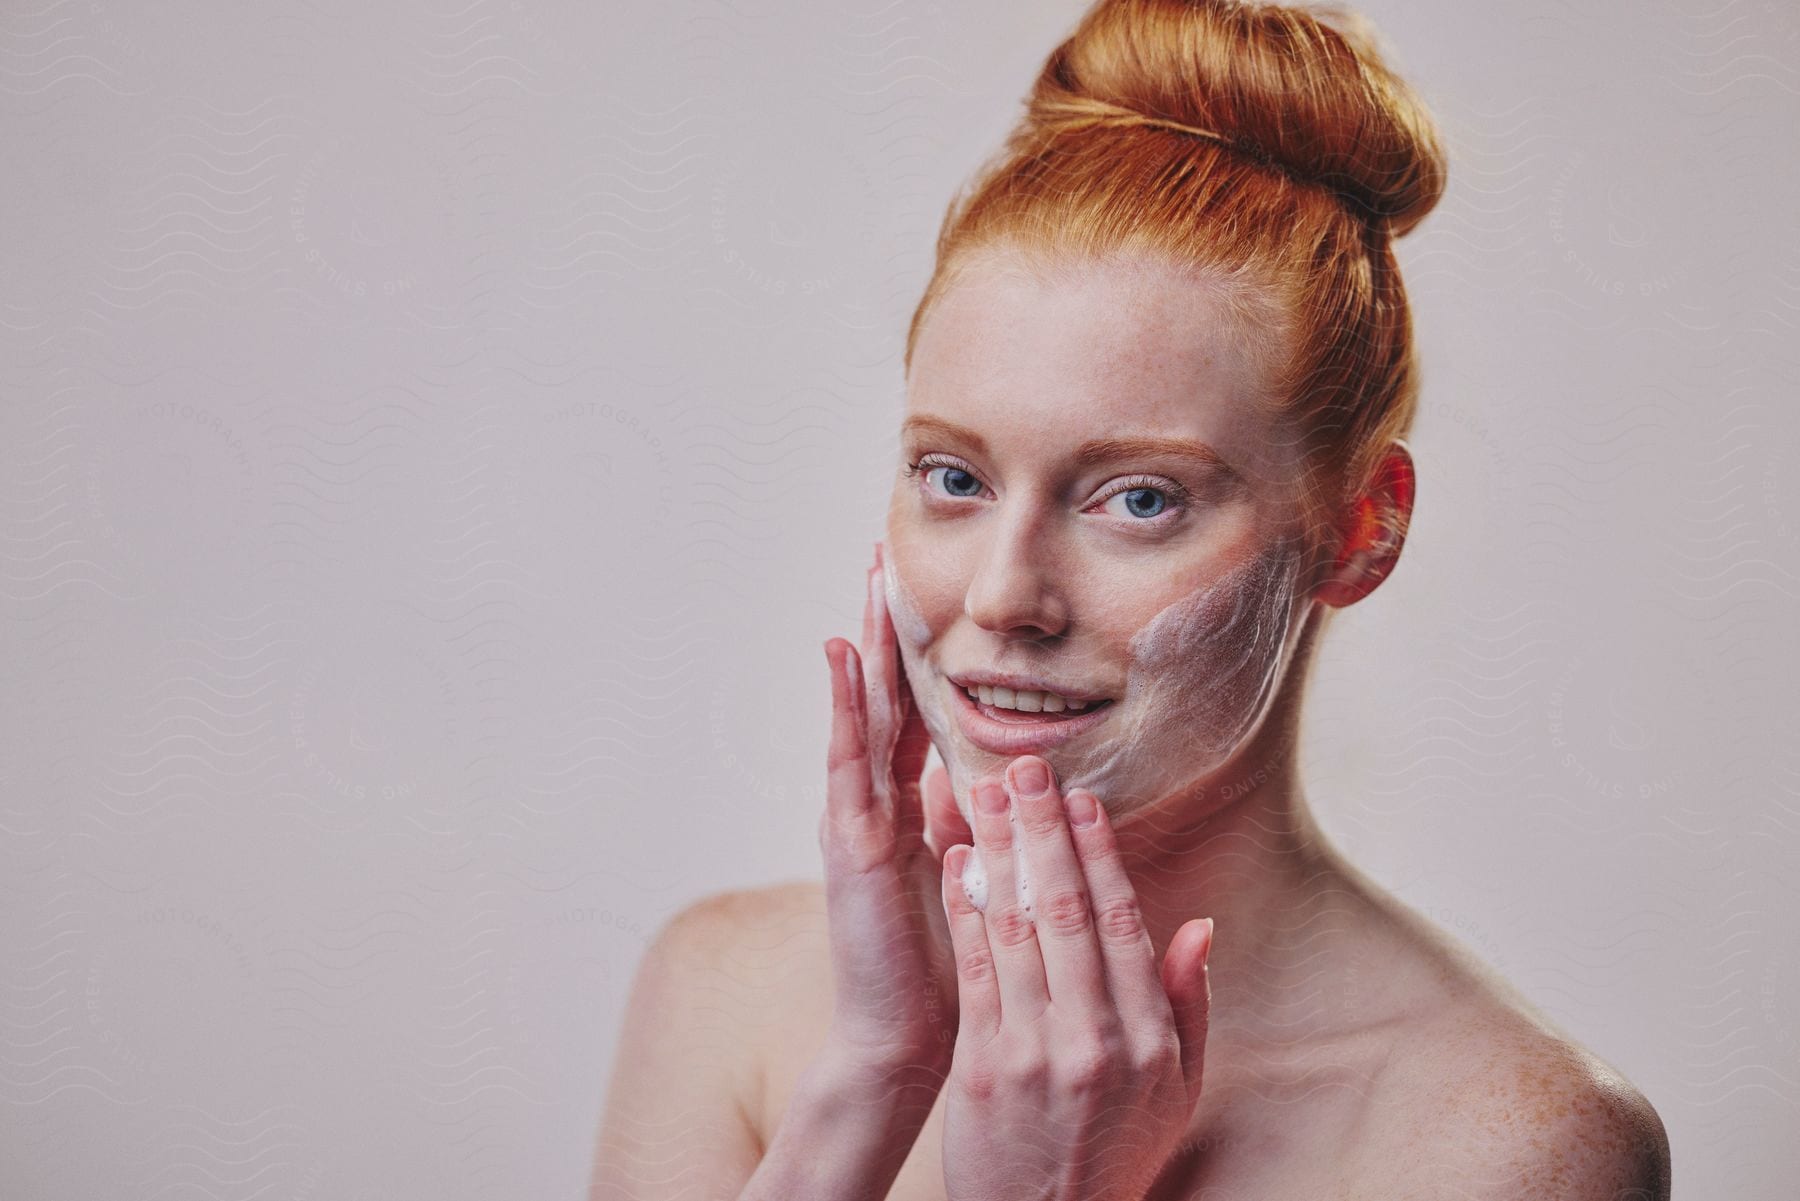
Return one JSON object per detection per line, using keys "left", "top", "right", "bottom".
{"left": 938, "top": 755, "right": 1214, "bottom": 1201}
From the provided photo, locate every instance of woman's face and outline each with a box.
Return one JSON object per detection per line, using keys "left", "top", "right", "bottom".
{"left": 884, "top": 246, "right": 1322, "bottom": 825}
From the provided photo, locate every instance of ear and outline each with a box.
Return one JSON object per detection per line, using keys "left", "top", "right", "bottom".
{"left": 1312, "top": 440, "right": 1416, "bottom": 609}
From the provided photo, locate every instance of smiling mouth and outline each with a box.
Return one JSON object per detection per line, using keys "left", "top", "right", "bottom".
{"left": 947, "top": 678, "right": 1115, "bottom": 754}
{"left": 963, "top": 690, "right": 1115, "bottom": 723}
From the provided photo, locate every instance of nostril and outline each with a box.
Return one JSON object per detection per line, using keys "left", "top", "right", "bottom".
{"left": 961, "top": 575, "right": 1071, "bottom": 640}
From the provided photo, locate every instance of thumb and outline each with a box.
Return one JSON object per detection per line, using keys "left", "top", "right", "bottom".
{"left": 1161, "top": 917, "right": 1214, "bottom": 1103}
{"left": 921, "top": 764, "right": 973, "bottom": 858}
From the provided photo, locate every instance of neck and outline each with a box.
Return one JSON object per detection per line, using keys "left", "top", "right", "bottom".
{"left": 1108, "top": 611, "right": 1366, "bottom": 1047}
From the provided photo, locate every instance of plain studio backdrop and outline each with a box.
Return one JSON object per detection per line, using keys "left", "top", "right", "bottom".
{"left": 1, "top": 0, "right": 1796, "bottom": 1197}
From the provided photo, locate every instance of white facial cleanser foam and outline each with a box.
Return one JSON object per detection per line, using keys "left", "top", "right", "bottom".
{"left": 887, "top": 540, "right": 1309, "bottom": 917}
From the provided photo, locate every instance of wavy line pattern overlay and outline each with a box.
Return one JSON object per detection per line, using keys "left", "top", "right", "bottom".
{"left": 1, "top": 1, "right": 1795, "bottom": 1198}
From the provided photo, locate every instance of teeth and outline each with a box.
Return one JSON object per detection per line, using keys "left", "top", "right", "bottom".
{"left": 965, "top": 684, "right": 1099, "bottom": 714}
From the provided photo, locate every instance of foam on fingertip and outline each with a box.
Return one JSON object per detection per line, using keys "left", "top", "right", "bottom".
{"left": 959, "top": 846, "right": 989, "bottom": 911}
{"left": 956, "top": 832, "right": 1034, "bottom": 923}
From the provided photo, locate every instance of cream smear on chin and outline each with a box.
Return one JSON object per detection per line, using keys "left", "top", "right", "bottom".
{"left": 888, "top": 541, "right": 1308, "bottom": 918}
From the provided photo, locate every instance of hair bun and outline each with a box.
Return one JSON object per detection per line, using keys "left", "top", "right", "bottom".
{"left": 1020, "top": 0, "right": 1447, "bottom": 238}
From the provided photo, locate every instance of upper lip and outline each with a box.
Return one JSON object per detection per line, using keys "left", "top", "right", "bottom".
{"left": 946, "top": 670, "right": 1113, "bottom": 703}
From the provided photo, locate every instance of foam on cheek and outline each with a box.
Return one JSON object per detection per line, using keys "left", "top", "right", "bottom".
{"left": 892, "top": 543, "right": 1304, "bottom": 919}
{"left": 883, "top": 553, "right": 977, "bottom": 824}
{"left": 886, "top": 557, "right": 1022, "bottom": 916}
{"left": 1056, "top": 540, "right": 1305, "bottom": 811}
{"left": 882, "top": 556, "right": 933, "bottom": 649}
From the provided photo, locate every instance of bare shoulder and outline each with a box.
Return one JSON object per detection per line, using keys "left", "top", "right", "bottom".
{"left": 652, "top": 877, "right": 831, "bottom": 1022}
{"left": 610, "top": 880, "right": 830, "bottom": 1090}
{"left": 662, "top": 880, "right": 836, "bottom": 1097}
{"left": 1358, "top": 1004, "right": 1671, "bottom": 1200}
{"left": 590, "top": 880, "right": 830, "bottom": 1199}
{"left": 674, "top": 877, "right": 830, "bottom": 972}
{"left": 658, "top": 877, "right": 825, "bottom": 949}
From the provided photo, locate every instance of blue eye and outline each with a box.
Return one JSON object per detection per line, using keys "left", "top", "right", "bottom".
{"left": 931, "top": 465, "right": 982, "bottom": 498}
{"left": 906, "top": 455, "right": 986, "bottom": 499}
{"left": 1114, "top": 487, "right": 1167, "bottom": 518}
{"left": 1099, "top": 478, "right": 1185, "bottom": 521}
{"left": 903, "top": 456, "right": 1189, "bottom": 524}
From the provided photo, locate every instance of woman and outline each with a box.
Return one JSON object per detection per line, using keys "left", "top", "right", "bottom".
{"left": 593, "top": 1, "right": 1672, "bottom": 1198}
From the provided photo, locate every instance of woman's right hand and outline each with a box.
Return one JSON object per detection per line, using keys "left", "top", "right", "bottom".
{"left": 819, "top": 541, "right": 972, "bottom": 1081}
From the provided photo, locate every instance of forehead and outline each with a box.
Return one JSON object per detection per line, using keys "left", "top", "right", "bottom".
{"left": 906, "top": 247, "right": 1293, "bottom": 473}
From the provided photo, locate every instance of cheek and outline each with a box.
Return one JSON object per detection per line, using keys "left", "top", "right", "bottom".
{"left": 1132, "top": 560, "right": 1273, "bottom": 671}
{"left": 883, "top": 527, "right": 977, "bottom": 652}
{"left": 881, "top": 554, "right": 934, "bottom": 649}
{"left": 1120, "top": 547, "right": 1303, "bottom": 753}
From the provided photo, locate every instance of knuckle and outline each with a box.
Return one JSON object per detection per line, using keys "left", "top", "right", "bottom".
{"left": 985, "top": 902, "right": 1037, "bottom": 948}
{"left": 958, "top": 1058, "right": 1003, "bottom": 1102}
{"left": 1019, "top": 804, "right": 1065, "bottom": 839}
{"left": 974, "top": 812, "right": 1012, "bottom": 850}
{"left": 822, "top": 816, "right": 894, "bottom": 875}
{"left": 957, "top": 945, "right": 996, "bottom": 984}
{"left": 1001, "top": 1045, "right": 1050, "bottom": 1091}
{"left": 826, "top": 743, "right": 867, "bottom": 776}
{"left": 1056, "top": 1031, "right": 1121, "bottom": 1094}
{"left": 1129, "top": 1029, "right": 1182, "bottom": 1078}
{"left": 1094, "top": 894, "right": 1148, "bottom": 944}
{"left": 945, "top": 882, "right": 983, "bottom": 920}
{"left": 1039, "top": 887, "right": 1094, "bottom": 935}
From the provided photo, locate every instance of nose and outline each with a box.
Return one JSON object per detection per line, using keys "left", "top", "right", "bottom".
{"left": 962, "top": 504, "right": 1070, "bottom": 639}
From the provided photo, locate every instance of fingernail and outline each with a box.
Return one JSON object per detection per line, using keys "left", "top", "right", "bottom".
{"left": 1200, "top": 917, "right": 1215, "bottom": 968}
{"left": 975, "top": 778, "right": 1008, "bottom": 816}
{"left": 1066, "top": 788, "right": 1098, "bottom": 828}
{"left": 845, "top": 648, "right": 862, "bottom": 694}
{"left": 1008, "top": 756, "right": 1049, "bottom": 799}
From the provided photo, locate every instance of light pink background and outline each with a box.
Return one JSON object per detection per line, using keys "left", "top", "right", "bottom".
{"left": 2, "top": 1, "right": 1796, "bottom": 1197}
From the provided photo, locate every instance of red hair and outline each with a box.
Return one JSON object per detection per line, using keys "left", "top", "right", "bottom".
{"left": 904, "top": 0, "right": 1448, "bottom": 549}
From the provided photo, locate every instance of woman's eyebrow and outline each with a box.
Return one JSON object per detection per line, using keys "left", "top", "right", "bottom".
{"left": 1073, "top": 436, "right": 1238, "bottom": 480}
{"left": 900, "top": 416, "right": 1241, "bottom": 483}
{"left": 900, "top": 415, "right": 988, "bottom": 454}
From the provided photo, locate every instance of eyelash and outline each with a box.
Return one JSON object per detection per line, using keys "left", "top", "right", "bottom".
{"left": 902, "top": 453, "right": 1193, "bottom": 520}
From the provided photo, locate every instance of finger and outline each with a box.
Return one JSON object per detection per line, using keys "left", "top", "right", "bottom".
{"left": 922, "top": 764, "right": 973, "bottom": 858}
{"left": 821, "top": 640, "right": 884, "bottom": 870}
{"left": 870, "top": 543, "right": 906, "bottom": 729}
{"left": 860, "top": 542, "right": 881, "bottom": 658}
{"left": 876, "top": 539, "right": 923, "bottom": 748}
{"left": 1005, "top": 756, "right": 1109, "bottom": 1013}
{"left": 914, "top": 761, "right": 967, "bottom": 1000}
{"left": 942, "top": 844, "right": 999, "bottom": 1043}
{"left": 878, "top": 555, "right": 934, "bottom": 852}
{"left": 870, "top": 540, "right": 903, "bottom": 695}
{"left": 1065, "top": 789, "right": 1175, "bottom": 1033}
{"left": 889, "top": 663, "right": 931, "bottom": 838}
{"left": 860, "top": 552, "right": 900, "bottom": 799}
{"left": 968, "top": 773, "right": 1047, "bottom": 1017}
{"left": 1161, "top": 917, "right": 1214, "bottom": 1102}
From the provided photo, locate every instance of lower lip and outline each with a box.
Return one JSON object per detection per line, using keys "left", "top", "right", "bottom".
{"left": 949, "top": 680, "right": 1115, "bottom": 755}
